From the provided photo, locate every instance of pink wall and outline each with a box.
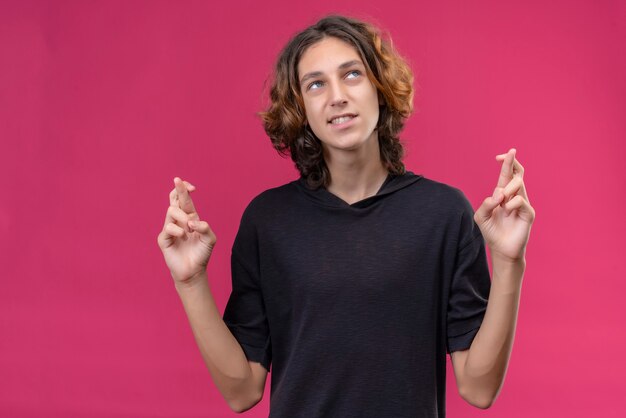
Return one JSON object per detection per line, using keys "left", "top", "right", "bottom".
{"left": 1, "top": 0, "right": 624, "bottom": 416}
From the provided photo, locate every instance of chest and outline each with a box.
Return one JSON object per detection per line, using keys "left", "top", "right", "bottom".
{"left": 257, "top": 209, "right": 452, "bottom": 316}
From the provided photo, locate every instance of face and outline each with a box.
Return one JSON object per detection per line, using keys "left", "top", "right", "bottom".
{"left": 297, "top": 37, "right": 380, "bottom": 156}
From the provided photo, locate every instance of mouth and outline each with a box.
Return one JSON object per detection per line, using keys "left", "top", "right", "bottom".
{"left": 327, "top": 113, "right": 358, "bottom": 125}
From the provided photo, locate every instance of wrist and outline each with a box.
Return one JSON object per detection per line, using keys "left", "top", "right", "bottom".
{"left": 174, "top": 270, "right": 208, "bottom": 293}
{"left": 491, "top": 254, "right": 526, "bottom": 271}
{"left": 491, "top": 256, "right": 525, "bottom": 292}
{"left": 489, "top": 248, "right": 526, "bottom": 266}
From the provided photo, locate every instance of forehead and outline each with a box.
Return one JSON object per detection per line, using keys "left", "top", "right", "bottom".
{"left": 298, "top": 37, "right": 362, "bottom": 74}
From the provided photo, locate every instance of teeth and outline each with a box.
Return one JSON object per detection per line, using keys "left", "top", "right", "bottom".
{"left": 331, "top": 115, "right": 354, "bottom": 124}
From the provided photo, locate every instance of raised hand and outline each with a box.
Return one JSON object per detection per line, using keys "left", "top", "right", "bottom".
{"left": 157, "top": 177, "right": 217, "bottom": 285}
{"left": 474, "top": 149, "right": 536, "bottom": 262}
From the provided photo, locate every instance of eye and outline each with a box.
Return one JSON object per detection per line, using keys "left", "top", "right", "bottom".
{"left": 307, "top": 80, "right": 324, "bottom": 91}
{"left": 346, "top": 70, "right": 361, "bottom": 79}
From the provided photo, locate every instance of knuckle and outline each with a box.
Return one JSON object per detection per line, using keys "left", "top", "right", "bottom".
{"left": 168, "top": 223, "right": 182, "bottom": 235}
{"left": 172, "top": 207, "right": 185, "bottom": 219}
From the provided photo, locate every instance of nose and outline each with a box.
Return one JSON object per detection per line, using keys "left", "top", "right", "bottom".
{"left": 328, "top": 80, "right": 347, "bottom": 107}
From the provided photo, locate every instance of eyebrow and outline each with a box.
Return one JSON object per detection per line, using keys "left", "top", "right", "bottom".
{"left": 299, "top": 59, "right": 364, "bottom": 86}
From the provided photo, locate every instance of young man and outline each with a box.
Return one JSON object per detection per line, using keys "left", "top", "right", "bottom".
{"left": 157, "top": 15, "right": 535, "bottom": 417}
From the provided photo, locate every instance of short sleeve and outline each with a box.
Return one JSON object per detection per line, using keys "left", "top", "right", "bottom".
{"left": 446, "top": 193, "right": 492, "bottom": 354}
{"left": 223, "top": 206, "right": 272, "bottom": 372}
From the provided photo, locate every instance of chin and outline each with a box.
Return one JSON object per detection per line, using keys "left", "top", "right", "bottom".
{"left": 325, "top": 138, "right": 370, "bottom": 153}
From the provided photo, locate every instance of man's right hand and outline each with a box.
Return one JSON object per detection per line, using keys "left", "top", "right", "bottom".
{"left": 157, "top": 177, "right": 217, "bottom": 285}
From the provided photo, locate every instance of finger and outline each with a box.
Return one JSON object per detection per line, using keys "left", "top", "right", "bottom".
{"left": 164, "top": 205, "right": 198, "bottom": 231}
{"left": 495, "top": 152, "right": 509, "bottom": 161}
{"left": 183, "top": 180, "right": 196, "bottom": 191}
{"left": 174, "top": 177, "right": 197, "bottom": 214}
{"left": 501, "top": 176, "right": 528, "bottom": 203}
{"left": 169, "top": 188, "right": 177, "bottom": 206}
{"left": 169, "top": 183, "right": 196, "bottom": 207}
{"left": 513, "top": 158, "right": 524, "bottom": 178}
{"left": 164, "top": 222, "right": 186, "bottom": 238}
{"left": 505, "top": 157, "right": 527, "bottom": 201}
{"left": 496, "top": 148, "right": 516, "bottom": 189}
{"left": 157, "top": 223, "right": 186, "bottom": 249}
{"left": 474, "top": 187, "right": 505, "bottom": 223}
{"left": 503, "top": 195, "right": 536, "bottom": 221}
{"left": 188, "top": 220, "right": 218, "bottom": 247}
{"left": 496, "top": 154, "right": 524, "bottom": 178}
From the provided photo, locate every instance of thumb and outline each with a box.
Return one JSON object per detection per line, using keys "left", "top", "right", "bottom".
{"left": 188, "top": 220, "right": 217, "bottom": 245}
{"left": 474, "top": 188, "right": 504, "bottom": 223}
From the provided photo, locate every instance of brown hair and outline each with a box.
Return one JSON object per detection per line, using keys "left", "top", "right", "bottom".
{"left": 259, "top": 15, "right": 415, "bottom": 189}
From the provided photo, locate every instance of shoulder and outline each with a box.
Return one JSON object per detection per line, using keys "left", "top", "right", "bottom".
{"left": 411, "top": 175, "right": 474, "bottom": 215}
{"left": 239, "top": 180, "right": 299, "bottom": 223}
{"left": 417, "top": 176, "right": 483, "bottom": 247}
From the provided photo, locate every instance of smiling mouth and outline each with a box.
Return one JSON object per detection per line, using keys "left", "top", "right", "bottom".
{"left": 328, "top": 114, "right": 358, "bottom": 125}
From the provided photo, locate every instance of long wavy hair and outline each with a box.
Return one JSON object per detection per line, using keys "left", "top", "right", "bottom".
{"left": 259, "top": 15, "right": 415, "bottom": 189}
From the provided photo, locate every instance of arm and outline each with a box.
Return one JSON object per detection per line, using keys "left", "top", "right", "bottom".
{"left": 157, "top": 178, "right": 268, "bottom": 413}
{"left": 451, "top": 148, "right": 534, "bottom": 408}
{"left": 450, "top": 256, "right": 524, "bottom": 409}
{"left": 176, "top": 272, "right": 268, "bottom": 413}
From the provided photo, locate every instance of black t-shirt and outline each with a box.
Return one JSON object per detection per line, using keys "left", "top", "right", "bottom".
{"left": 223, "top": 171, "right": 491, "bottom": 417}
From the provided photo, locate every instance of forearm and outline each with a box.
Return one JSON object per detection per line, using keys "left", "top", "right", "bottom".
{"left": 175, "top": 272, "right": 260, "bottom": 410}
{"left": 460, "top": 256, "right": 525, "bottom": 406}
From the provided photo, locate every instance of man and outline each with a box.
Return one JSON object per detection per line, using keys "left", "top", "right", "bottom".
{"left": 157, "top": 15, "right": 535, "bottom": 417}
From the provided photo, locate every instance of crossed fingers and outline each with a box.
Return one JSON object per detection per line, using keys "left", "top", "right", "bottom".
{"left": 169, "top": 178, "right": 197, "bottom": 211}
{"left": 164, "top": 178, "right": 197, "bottom": 232}
{"left": 495, "top": 149, "right": 529, "bottom": 203}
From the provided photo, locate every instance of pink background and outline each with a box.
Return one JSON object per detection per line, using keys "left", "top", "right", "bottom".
{"left": 1, "top": 0, "right": 625, "bottom": 416}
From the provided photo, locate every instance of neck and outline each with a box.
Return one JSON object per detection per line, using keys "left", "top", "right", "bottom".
{"left": 323, "top": 133, "right": 389, "bottom": 205}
